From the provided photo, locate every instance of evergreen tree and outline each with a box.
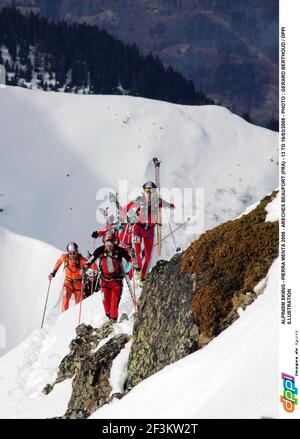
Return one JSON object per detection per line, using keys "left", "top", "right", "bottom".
{"left": 243, "top": 112, "right": 252, "bottom": 123}
{"left": 0, "top": 6, "right": 213, "bottom": 106}
{"left": 266, "top": 118, "right": 279, "bottom": 132}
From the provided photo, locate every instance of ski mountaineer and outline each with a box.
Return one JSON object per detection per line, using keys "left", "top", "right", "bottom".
{"left": 120, "top": 181, "right": 175, "bottom": 282}
{"left": 91, "top": 214, "right": 119, "bottom": 243}
{"left": 85, "top": 234, "right": 132, "bottom": 321}
{"left": 84, "top": 267, "right": 100, "bottom": 298}
{"left": 49, "top": 242, "right": 97, "bottom": 312}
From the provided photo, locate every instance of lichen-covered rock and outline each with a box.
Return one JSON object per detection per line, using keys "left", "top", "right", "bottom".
{"left": 182, "top": 191, "right": 279, "bottom": 341}
{"left": 65, "top": 334, "right": 130, "bottom": 419}
{"left": 127, "top": 254, "right": 198, "bottom": 388}
{"left": 40, "top": 192, "right": 279, "bottom": 417}
{"left": 55, "top": 321, "right": 114, "bottom": 384}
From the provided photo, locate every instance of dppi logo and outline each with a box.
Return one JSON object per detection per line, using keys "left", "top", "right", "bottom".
{"left": 280, "top": 372, "right": 298, "bottom": 413}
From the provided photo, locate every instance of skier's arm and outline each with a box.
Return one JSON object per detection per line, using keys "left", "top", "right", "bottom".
{"left": 49, "top": 254, "right": 64, "bottom": 279}
{"left": 91, "top": 225, "right": 108, "bottom": 239}
{"left": 79, "top": 255, "right": 88, "bottom": 273}
{"left": 159, "top": 198, "right": 175, "bottom": 209}
{"left": 53, "top": 255, "right": 65, "bottom": 274}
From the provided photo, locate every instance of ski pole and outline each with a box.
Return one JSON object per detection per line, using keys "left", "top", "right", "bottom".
{"left": 41, "top": 278, "right": 52, "bottom": 329}
{"left": 132, "top": 267, "right": 137, "bottom": 312}
{"left": 121, "top": 263, "right": 135, "bottom": 306}
{"left": 91, "top": 238, "right": 96, "bottom": 295}
{"left": 78, "top": 273, "right": 85, "bottom": 325}
{"left": 164, "top": 208, "right": 179, "bottom": 252}
{"left": 153, "top": 217, "right": 191, "bottom": 248}
{"left": 153, "top": 158, "right": 162, "bottom": 257}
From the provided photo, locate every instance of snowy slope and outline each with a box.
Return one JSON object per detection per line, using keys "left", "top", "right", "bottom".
{"left": 0, "top": 86, "right": 278, "bottom": 257}
{"left": 0, "top": 255, "right": 279, "bottom": 419}
{"left": 0, "top": 195, "right": 279, "bottom": 419}
{"left": 91, "top": 258, "right": 279, "bottom": 419}
{"left": 0, "top": 86, "right": 278, "bottom": 353}
{"left": 0, "top": 286, "right": 134, "bottom": 418}
{"left": 0, "top": 225, "right": 63, "bottom": 355}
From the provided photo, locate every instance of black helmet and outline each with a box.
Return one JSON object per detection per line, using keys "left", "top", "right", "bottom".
{"left": 66, "top": 242, "right": 79, "bottom": 253}
{"left": 142, "top": 181, "right": 157, "bottom": 190}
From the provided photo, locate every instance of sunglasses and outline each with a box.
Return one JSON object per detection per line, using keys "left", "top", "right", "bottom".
{"left": 144, "top": 187, "right": 154, "bottom": 192}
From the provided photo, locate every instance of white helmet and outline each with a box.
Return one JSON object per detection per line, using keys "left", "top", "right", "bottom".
{"left": 87, "top": 268, "right": 98, "bottom": 278}
{"left": 66, "top": 242, "right": 78, "bottom": 253}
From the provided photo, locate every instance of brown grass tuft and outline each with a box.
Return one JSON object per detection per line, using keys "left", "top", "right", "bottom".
{"left": 181, "top": 191, "right": 279, "bottom": 341}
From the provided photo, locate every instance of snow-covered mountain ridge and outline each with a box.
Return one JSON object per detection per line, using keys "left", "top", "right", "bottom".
{"left": 0, "top": 85, "right": 278, "bottom": 354}
{"left": 0, "top": 84, "right": 279, "bottom": 418}
{"left": 0, "top": 85, "right": 278, "bottom": 252}
{"left": 0, "top": 191, "right": 279, "bottom": 419}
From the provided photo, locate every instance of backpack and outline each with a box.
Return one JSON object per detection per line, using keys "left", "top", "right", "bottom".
{"left": 64, "top": 253, "right": 81, "bottom": 271}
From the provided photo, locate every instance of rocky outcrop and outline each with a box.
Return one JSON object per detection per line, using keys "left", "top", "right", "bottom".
{"left": 127, "top": 191, "right": 279, "bottom": 387}
{"left": 65, "top": 334, "right": 130, "bottom": 419}
{"left": 41, "top": 192, "right": 279, "bottom": 416}
{"left": 127, "top": 255, "right": 199, "bottom": 388}
{"left": 43, "top": 322, "right": 130, "bottom": 419}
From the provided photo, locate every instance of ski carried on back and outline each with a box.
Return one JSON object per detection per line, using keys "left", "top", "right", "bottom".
{"left": 98, "top": 206, "right": 109, "bottom": 224}
{"left": 109, "top": 192, "right": 122, "bottom": 222}
{"left": 153, "top": 157, "right": 162, "bottom": 256}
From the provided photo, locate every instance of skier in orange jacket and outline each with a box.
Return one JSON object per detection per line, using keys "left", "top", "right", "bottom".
{"left": 49, "top": 242, "right": 95, "bottom": 312}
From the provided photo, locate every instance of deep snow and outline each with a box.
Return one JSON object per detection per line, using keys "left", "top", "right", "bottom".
{"left": 0, "top": 86, "right": 278, "bottom": 353}
{"left": 0, "top": 288, "right": 135, "bottom": 418}
{"left": 91, "top": 259, "right": 279, "bottom": 419}
{"left": 0, "top": 195, "right": 280, "bottom": 419}
{"left": 0, "top": 86, "right": 278, "bottom": 254}
{"left": 0, "top": 85, "right": 280, "bottom": 418}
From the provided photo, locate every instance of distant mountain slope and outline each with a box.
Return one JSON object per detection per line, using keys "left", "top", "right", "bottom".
{"left": 0, "top": 7, "right": 212, "bottom": 106}
{"left": 1, "top": 0, "right": 279, "bottom": 126}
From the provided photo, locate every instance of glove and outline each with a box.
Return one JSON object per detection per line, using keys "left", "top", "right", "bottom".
{"left": 170, "top": 203, "right": 175, "bottom": 209}
{"left": 48, "top": 271, "right": 56, "bottom": 280}
{"left": 91, "top": 231, "right": 98, "bottom": 239}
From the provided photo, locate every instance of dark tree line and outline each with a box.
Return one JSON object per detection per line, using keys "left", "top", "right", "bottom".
{"left": 0, "top": 7, "right": 214, "bottom": 105}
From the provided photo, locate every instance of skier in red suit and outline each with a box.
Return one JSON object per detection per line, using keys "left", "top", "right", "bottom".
{"left": 86, "top": 235, "right": 131, "bottom": 321}
{"left": 120, "top": 181, "right": 175, "bottom": 281}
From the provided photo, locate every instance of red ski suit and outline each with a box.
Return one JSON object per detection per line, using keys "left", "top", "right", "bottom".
{"left": 52, "top": 253, "right": 91, "bottom": 311}
{"left": 88, "top": 245, "right": 131, "bottom": 320}
{"left": 118, "top": 224, "right": 134, "bottom": 279}
{"left": 120, "top": 193, "right": 175, "bottom": 280}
